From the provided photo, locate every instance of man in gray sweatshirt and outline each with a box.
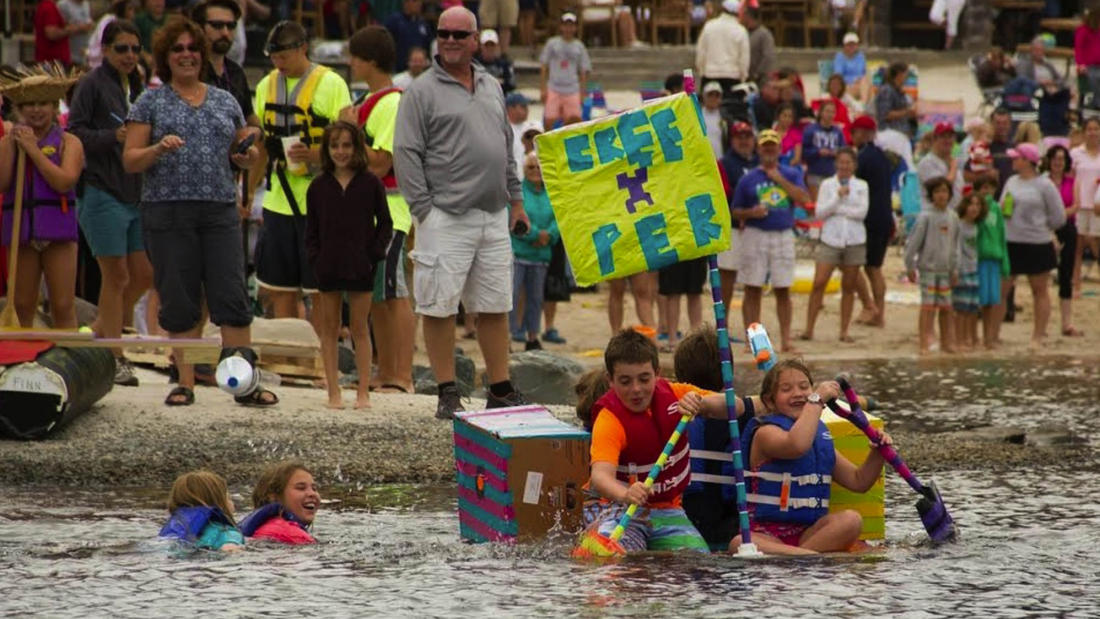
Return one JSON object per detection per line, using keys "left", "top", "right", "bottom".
{"left": 394, "top": 5, "right": 530, "bottom": 420}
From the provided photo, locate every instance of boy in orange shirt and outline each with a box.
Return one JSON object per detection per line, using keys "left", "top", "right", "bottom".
{"left": 587, "top": 328, "right": 751, "bottom": 553}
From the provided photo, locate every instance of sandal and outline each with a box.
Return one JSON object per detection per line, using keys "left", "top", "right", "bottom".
{"left": 235, "top": 387, "right": 279, "bottom": 407}
{"left": 165, "top": 386, "right": 194, "bottom": 407}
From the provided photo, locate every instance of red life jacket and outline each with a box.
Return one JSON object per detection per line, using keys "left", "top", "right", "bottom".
{"left": 593, "top": 379, "right": 691, "bottom": 504}
{"left": 356, "top": 87, "right": 401, "bottom": 191}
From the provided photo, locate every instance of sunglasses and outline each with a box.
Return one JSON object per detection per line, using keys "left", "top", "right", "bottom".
{"left": 436, "top": 29, "right": 473, "bottom": 40}
{"left": 206, "top": 19, "right": 237, "bottom": 31}
{"left": 112, "top": 44, "right": 141, "bottom": 54}
{"left": 170, "top": 43, "right": 202, "bottom": 54}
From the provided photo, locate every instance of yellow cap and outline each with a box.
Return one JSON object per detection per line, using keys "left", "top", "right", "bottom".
{"left": 757, "top": 129, "right": 781, "bottom": 145}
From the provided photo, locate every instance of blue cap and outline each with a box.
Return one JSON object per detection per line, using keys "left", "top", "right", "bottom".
{"left": 505, "top": 93, "right": 530, "bottom": 107}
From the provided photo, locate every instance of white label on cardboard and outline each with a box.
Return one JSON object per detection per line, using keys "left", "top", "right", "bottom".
{"left": 523, "top": 471, "right": 544, "bottom": 505}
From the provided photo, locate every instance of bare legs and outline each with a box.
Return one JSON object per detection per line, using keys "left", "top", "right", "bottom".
{"left": 607, "top": 272, "right": 656, "bottom": 333}
{"left": 12, "top": 242, "right": 78, "bottom": 328}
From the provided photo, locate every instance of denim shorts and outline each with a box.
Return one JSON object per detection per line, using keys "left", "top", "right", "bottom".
{"left": 78, "top": 184, "right": 144, "bottom": 257}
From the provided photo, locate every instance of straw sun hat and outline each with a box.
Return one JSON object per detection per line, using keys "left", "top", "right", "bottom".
{"left": 0, "top": 62, "right": 83, "bottom": 105}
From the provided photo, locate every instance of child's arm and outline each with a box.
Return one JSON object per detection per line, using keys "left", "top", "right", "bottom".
{"left": 791, "top": 142, "right": 803, "bottom": 166}
{"left": 370, "top": 178, "right": 394, "bottom": 261}
{"left": 590, "top": 461, "right": 651, "bottom": 506}
{"left": 903, "top": 213, "right": 928, "bottom": 279}
{"left": 304, "top": 182, "right": 322, "bottom": 264}
{"left": 831, "top": 432, "right": 892, "bottom": 493}
{"left": 752, "top": 382, "right": 840, "bottom": 461}
{"left": 801, "top": 126, "right": 820, "bottom": 164}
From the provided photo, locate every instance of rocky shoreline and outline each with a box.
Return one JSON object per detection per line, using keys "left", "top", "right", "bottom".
{"left": 0, "top": 369, "right": 1087, "bottom": 488}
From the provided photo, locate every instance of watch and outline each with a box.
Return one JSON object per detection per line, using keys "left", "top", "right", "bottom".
{"left": 806, "top": 392, "right": 823, "bottom": 406}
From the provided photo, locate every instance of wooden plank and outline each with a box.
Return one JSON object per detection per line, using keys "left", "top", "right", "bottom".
{"left": 1040, "top": 17, "right": 1081, "bottom": 31}
{"left": 253, "top": 343, "right": 321, "bottom": 358}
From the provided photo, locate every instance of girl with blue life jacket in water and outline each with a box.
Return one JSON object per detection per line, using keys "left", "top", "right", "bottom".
{"left": 159, "top": 470, "right": 244, "bottom": 551}
{"left": 735, "top": 359, "right": 890, "bottom": 555}
{"left": 238, "top": 461, "right": 319, "bottom": 545}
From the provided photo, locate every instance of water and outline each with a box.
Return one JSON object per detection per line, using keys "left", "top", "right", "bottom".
{"left": 2, "top": 358, "right": 1099, "bottom": 616}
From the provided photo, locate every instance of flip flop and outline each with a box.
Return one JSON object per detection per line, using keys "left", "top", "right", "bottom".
{"left": 235, "top": 387, "right": 279, "bottom": 407}
{"left": 165, "top": 386, "right": 194, "bottom": 407}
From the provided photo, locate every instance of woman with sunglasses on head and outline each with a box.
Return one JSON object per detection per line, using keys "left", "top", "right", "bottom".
{"left": 69, "top": 19, "right": 152, "bottom": 388}
{"left": 123, "top": 18, "right": 270, "bottom": 408}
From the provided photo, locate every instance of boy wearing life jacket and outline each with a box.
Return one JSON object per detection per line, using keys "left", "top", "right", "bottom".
{"left": 253, "top": 21, "right": 351, "bottom": 320}
{"left": 587, "top": 328, "right": 747, "bottom": 553}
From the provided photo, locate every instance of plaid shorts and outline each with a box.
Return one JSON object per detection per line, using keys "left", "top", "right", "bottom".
{"left": 953, "top": 270, "right": 979, "bottom": 314}
{"left": 919, "top": 271, "right": 952, "bottom": 309}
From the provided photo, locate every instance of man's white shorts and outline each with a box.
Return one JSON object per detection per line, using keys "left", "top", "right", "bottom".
{"left": 717, "top": 228, "right": 742, "bottom": 271}
{"left": 410, "top": 208, "right": 513, "bottom": 318}
{"left": 737, "top": 227, "right": 795, "bottom": 288}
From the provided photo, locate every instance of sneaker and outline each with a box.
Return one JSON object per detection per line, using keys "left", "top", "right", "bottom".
{"left": 524, "top": 339, "right": 543, "bottom": 351}
{"left": 436, "top": 384, "right": 466, "bottom": 420}
{"left": 114, "top": 357, "right": 139, "bottom": 387}
{"left": 486, "top": 388, "right": 530, "bottom": 409}
{"left": 511, "top": 330, "right": 526, "bottom": 343}
{"left": 542, "top": 327, "right": 567, "bottom": 344}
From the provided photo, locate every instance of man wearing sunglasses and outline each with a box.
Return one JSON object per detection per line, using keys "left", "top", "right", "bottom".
{"left": 192, "top": 0, "right": 258, "bottom": 128}
{"left": 254, "top": 21, "right": 352, "bottom": 324}
{"left": 395, "top": 6, "right": 531, "bottom": 419}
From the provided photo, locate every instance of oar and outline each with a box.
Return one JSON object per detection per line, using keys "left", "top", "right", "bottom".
{"left": 826, "top": 376, "right": 958, "bottom": 543}
{"left": 688, "top": 68, "right": 759, "bottom": 557}
{"left": 0, "top": 149, "right": 27, "bottom": 329}
{"left": 572, "top": 412, "right": 691, "bottom": 559}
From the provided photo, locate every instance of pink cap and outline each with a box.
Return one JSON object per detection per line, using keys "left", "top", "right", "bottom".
{"left": 1007, "top": 143, "right": 1040, "bottom": 164}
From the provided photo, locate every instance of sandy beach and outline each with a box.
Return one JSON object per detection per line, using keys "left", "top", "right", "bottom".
{"left": 0, "top": 63, "right": 1095, "bottom": 487}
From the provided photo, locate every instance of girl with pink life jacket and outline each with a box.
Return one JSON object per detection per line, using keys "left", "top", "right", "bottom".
{"left": 238, "top": 461, "right": 320, "bottom": 545}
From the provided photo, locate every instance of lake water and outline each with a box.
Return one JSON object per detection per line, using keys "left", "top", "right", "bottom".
{"left": 2, "top": 358, "right": 1098, "bottom": 616}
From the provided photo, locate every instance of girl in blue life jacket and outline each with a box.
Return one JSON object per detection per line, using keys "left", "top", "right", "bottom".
{"left": 735, "top": 359, "right": 891, "bottom": 555}
{"left": 159, "top": 471, "right": 244, "bottom": 551}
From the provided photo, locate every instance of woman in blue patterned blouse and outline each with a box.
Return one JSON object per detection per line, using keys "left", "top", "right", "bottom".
{"left": 123, "top": 17, "right": 275, "bottom": 408}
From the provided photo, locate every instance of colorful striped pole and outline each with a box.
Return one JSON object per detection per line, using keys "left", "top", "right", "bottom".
{"left": 685, "top": 69, "right": 760, "bottom": 557}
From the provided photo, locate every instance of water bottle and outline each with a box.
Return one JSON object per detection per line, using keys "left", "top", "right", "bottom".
{"left": 215, "top": 356, "right": 280, "bottom": 396}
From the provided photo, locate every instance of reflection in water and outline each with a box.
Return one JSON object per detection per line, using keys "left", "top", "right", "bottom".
{"left": 2, "top": 359, "right": 1099, "bottom": 615}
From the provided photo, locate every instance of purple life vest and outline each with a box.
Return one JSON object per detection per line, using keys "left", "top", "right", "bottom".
{"left": 2, "top": 125, "right": 78, "bottom": 246}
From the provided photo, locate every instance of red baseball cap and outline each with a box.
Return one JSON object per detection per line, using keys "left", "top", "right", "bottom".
{"left": 850, "top": 114, "right": 877, "bottom": 131}
{"left": 933, "top": 122, "right": 956, "bottom": 136}
{"left": 730, "top": 121, "right": 754, "bottom": 135}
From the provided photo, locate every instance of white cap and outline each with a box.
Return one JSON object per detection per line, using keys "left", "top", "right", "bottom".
{"left": 702, "top": 81, "right": 723, "bottom": 95}
{"left": 843, "top": 32, "right": 859, "bottom": 45}
{"left": 480, "top": 29, "right": 499, "bottom": 45}
{"left": 561, "top": 11, "right": 577, "bottom": 22}
{"left": 521, "top": 119, "right": 545, "bottom": 136}
{"left": 721, "top": 0, "right": 740, "bottom": 14}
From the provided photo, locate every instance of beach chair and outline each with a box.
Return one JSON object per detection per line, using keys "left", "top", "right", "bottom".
{"left": 968, "top": 54, "right": 1003, "bottom": 114}
{"left": 639, "top": 80, "right": 664, "bottom": 102}
{"left": 870, "top": 62, "right": 918, "bottom": 102}
{"left": 916, "top": 99, "right": 965, "bottom": 138}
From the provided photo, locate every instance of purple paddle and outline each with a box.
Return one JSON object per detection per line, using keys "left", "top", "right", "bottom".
{"left": 827, "top": 376, "right": 958, "bottom": 544}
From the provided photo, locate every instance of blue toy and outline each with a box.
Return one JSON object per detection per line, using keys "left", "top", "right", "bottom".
{"left": 746, "top": 322, "right": 776, "bottom": 371}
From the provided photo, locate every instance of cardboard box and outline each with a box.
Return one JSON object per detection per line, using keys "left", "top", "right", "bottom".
{"left": 824, "top": 409, "right": 885, "bottom": 541}
{"left": 453, "top": 406, "right": 591, "bottom": 543}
